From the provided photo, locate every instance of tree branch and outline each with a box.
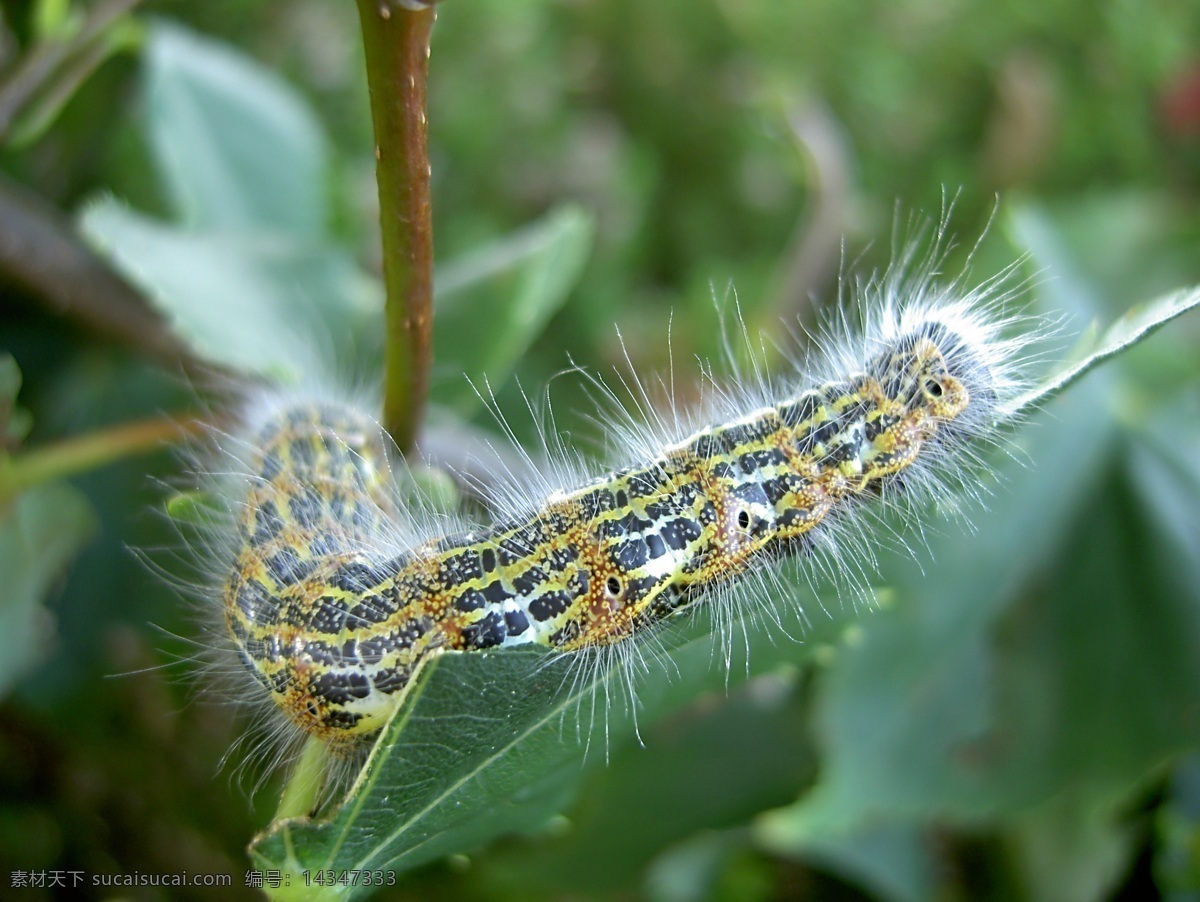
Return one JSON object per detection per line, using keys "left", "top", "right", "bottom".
{"left": 355, "top": 0, "right": 438, "bottom": 453}
{"left": 0, "top": 170, "right": 214, "bottom": 380}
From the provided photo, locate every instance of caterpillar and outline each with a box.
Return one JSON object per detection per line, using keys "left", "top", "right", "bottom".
{"left": 197, "top": 232, "right": 1040, "bottom": 777}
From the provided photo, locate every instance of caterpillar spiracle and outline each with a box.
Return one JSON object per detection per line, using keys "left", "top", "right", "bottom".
{"left": 196, "top": 239, "right": 1040, "bottom": 779}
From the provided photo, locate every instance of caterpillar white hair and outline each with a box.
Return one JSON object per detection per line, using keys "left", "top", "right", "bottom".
{"left": 186, "top": 216, "right": 1044, "bottom": 791}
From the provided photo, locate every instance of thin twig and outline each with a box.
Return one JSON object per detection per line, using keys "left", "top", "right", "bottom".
{"left": 0, "top": 0, "right": 144, "bottom": 142}
{"left": 356, "top": 0, "right": 438, "bottom": 453}
{"left": 0, "top": 413, "right": 205, "bottom": 507}
{"left": 762, "top": 98, "right": 852, "bottom": 333}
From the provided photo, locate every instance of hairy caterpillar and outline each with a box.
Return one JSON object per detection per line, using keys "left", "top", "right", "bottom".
{"left": 197, "top": 237, "right": 1040, "bottom": 777}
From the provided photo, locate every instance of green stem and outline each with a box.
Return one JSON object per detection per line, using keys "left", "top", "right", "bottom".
{"left": 0, "top": 414, "right": 202, "bottom": 507}
{"left": 275, "top": 736, "right": 331, "bottom": 821}
{"left": 356, "top": 0, "right": 438, "bottom": 453}
{"left": 0, "top": 0, "right": 144, "bottom": 142}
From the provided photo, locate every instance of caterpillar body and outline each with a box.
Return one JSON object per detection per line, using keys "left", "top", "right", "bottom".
{"left": 215, "top": 273, "right": 1034, "bottom": 759}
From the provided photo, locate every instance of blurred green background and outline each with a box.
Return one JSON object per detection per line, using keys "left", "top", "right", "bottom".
{"left": 2, "top": 0, "right": 1199, "bottom": 899}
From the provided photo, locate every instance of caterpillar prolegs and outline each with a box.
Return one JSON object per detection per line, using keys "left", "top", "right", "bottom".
{"left": 214, "top": 276, "right": 1037, "bottom": 761}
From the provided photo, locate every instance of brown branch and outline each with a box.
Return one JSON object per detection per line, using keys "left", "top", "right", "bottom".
{"left": 0, "top": 170, "right": 216, "bottom": 381}
{"left": 355, "top": 0, "right": 438, "bottom": 453}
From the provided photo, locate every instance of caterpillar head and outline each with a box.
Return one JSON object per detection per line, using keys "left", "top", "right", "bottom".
{"left": 870, "top": 323, "right": 977, "bottom": 425}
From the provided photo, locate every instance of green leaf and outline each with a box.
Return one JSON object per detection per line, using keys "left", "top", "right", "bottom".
{"left": 757, "top": 278, "right": 1200, "bottom": 900}
{"left": 164, "top": 489, "right": 223, "bottom": 526}
{"left": 249, "top": 647, "right": 592, "bottom": 900}
{"left": 7, "top": 15, "right": 144, "bottom": 149}
{"left": 1007, "top": 792, "right": 1137, "bottom": 902}
{"left": 433, "top": 206, "right": 594, "bottom": 415}
{"left": 79, "top": 200, "right": 381, "bottom": 379}
{"left": 476, "top": 670, "right": 816, "bottom": 895}
{"left": 32, "top": 0, "right": 79, "bottom": 42}
{"left": 0, "top": 482, "right": 97, "bottom": 697}
{"left": 644, "top": 832, "right": 744, "bottom": 902}
{"left": 986, "top": 436, "right": 1200, "bottom": 901}
{"left": 143, "top": 22, "right": 329, "bottom": 237}
{"left": 1126, "top": 413, "right": 1200, "bottom": 594}
{"left": 1000, "top": 284, "right": 1200, "bottom": 420}
{"left": 777, "top": 822, "right": 935, "bottom": 902}
{"left": 249, "top": 584, "right": 855, "bottom": 897}
{"left": 71, "top": 20, "right": 360, "bottom": 377}
{"left": 0, "top": 353, "right": 32, "bottom": 446}
{"left": 757, "top": 372, "right": 1119, "bottom": 844}
{"left": 1155, "top": 754, "right": 1200, "bottom": 895}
